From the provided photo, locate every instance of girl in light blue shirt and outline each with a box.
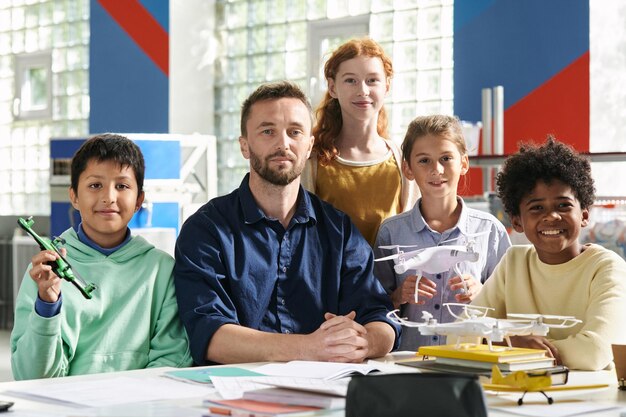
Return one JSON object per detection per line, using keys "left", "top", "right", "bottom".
{"left": 374, "top": 115, "right": 511, "bottom": 351}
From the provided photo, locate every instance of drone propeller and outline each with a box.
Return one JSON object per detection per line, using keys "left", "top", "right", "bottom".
{"left": 375, "top": 245, "right": 423, "bottom": 262}
{"left": 375, "top": 253, "right": 402, "bottom": 262}
{"left": 443, "top": 303, "right": 494, "bottom": 320}
{"left": 506, "top": 313, "right": 582, "bottom": 329}
{"left": 503, "top": 318, "right": 540, "bottom": 323}
{"left": 386, "top": 310, "right": 424, "bottom": 328}
{"left": 378, "top": 244, "right": 421, "bottom": 250}
{"left": 438, "top": 230, "right": 490, "bottom": 246}
{"left": 507, "top": 313, "right": 577, "bottom": 320}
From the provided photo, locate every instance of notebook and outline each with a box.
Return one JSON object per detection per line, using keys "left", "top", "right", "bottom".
{"left": 243, "top": 387, "right": 345, "bottom": 409}
{"left": 435, "top": 356, "right": 556, "bottom": 371}
{"left": 163, "top": 367, "right": 264, "bottom": 384}
{"left": 418, "top": 344, "right": 546, "bottom": 363}
{"left": 204, "top": 398, "right": 321, "bottom": 417}
{"left": 255, "top": 361, "right": 382, "bottom": 380}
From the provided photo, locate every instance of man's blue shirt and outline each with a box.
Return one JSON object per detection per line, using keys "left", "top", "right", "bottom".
{"left": 174, "top": 174, "right": 400, "bottom": 364}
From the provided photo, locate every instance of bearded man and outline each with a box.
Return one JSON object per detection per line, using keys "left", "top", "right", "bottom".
{"left": 174, "top": 81, "right": 400, "bottom": 365}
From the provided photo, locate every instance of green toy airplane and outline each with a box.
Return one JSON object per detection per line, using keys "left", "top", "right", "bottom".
{"left": 17, "top": 217, "right": 97, "bottom": 300}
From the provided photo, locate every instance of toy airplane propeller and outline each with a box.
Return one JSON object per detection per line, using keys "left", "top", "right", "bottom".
{"left": 375, "top": 231, "right": 489, "bottom": 303}
{"left": 387, "top": 303, "right": 582, "bottom": 351}
{"left": 483, "top": 365, "right": 608, "bottom": 405}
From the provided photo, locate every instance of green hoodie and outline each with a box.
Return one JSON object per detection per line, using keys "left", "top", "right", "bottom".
{"left": 11, "top": 228, "right": 192, "bottom": 380}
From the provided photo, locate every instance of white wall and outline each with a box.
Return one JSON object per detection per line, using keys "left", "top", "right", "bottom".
{"left": 590, "top": 1, "right": 626, "bottom": 197}
{"left": 169, "top": 0, "right": 216, "bottom": 135}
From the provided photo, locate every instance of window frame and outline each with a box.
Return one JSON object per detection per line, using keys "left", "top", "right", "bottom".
{"left": 13, "top": 51, "right": 53, "bottom": 120}
{"left": 307, "top": 15, "right": 370, "bottom": 107}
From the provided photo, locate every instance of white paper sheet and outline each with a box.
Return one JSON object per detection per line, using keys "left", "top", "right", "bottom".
{"left": 210, "top": 376, "right": 349, "bottom": 400}
{"left": 255, "top": 360, "right": 380, "bottom": 379}
{"left": 5, "top": 376, "right": 214, "bottom": 407}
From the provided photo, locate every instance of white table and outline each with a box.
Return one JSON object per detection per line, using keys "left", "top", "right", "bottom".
{"left": 0, "top": 360, "right": 623, "bottom": 417}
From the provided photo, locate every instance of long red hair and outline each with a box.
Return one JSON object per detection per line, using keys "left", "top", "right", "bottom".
{"left": 312, "top": 37, "right": 393, "bottom": 165}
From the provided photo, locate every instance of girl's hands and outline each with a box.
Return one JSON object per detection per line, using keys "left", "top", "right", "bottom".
{"left": 448, "top": 274, "right": 482, "bottom": 303}
{"left": 391, "top": 274, "right": 481, "bottom": 309}
{"left": 390, "top": 275, "right": 437, "bottom": 308}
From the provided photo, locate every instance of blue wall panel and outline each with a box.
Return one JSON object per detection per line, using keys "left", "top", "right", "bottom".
{"left": 89, "top": 0, "right": 168, "bottom": 133}
{"left": 454, "top": 0, "right": 589, "bottom": 122}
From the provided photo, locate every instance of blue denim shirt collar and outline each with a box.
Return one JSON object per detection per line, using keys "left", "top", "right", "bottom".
{"left": 239, "top": 173, "right": 317, "bottom": 227}
{"left": 411, "top": 197, "right": 469, "bottom": 236}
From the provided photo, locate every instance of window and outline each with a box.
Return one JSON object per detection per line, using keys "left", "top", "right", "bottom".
{"left": 14, "top": 52, "right": 52, "bottom": 120}
{"left": 307, "top": 15, "right": 370, "bottom": 107}
{"left": 213, "top": 0, "right": 453, "bottom": 195}
{"left": 0, "top": 0, "right": 89, "bottom": 215}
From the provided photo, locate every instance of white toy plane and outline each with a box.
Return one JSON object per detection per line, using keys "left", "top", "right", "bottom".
{"left": 387, "top": 303, "right": 582, "bottom": 351}
{"left": 375, "top": 232, "right": 487, "bottom": 302}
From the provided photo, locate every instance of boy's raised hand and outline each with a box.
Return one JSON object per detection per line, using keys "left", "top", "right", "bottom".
{"left": 391, "top": 275, "right": 437, "bottom": 308}
{"left": 29, "top": 249, "right": 64, "bottom": 303}
{"left": 448, "top": 274, "right": 482, "bottom": 303}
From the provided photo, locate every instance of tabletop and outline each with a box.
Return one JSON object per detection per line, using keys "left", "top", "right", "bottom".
{"left": 0, "top": 356, "right": 624, "bottom": 417}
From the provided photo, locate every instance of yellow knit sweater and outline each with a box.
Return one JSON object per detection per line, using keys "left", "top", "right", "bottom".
{"left": 472, "top": 244, "right": 626, "bottom": 370}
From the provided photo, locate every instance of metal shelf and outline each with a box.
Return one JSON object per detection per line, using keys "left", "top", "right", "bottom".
{"left": 470, "top": 152, "right": 626, "bottom": 167}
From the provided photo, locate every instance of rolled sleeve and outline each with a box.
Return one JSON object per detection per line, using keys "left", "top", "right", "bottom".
{"left": 34, "top": 294, "right": 63, "bottom": 318}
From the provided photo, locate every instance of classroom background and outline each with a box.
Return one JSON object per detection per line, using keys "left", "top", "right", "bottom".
{"left": 0, "top": 0, "right": 625, "bottom": 381}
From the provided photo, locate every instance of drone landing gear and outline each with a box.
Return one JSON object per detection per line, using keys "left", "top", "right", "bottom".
{"left": 413, "top": 270, "right": 423, "bottom": 304}
{"left": 517, "top": 391, "right": 554, "bottom": 406}
{"left": 453, "top": 264, "right": 469, "bottom": 295}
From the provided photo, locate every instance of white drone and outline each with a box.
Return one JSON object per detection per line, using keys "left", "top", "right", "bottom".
{"left": 387, "top": 303, "right": 582, "bottom": 351}
{"left": 375, "top": 232, "right": 487, "bottom": 302}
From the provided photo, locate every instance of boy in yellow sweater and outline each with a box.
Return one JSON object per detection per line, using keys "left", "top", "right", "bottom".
{"left": 471, "top": 137, "right": 626, "bottom": 370}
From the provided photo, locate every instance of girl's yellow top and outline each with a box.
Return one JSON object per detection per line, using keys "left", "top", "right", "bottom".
{"left": 315, "top": 151, "right": 402, "bottom": 246}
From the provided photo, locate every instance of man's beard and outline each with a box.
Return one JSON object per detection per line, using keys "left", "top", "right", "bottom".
{"left": 250, "top": 149, "right": 304, "bottom": 186}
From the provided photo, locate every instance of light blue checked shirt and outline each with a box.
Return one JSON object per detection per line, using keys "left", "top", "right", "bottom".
{"left": 374, "top": 198, "right": 511, "bottom": 351}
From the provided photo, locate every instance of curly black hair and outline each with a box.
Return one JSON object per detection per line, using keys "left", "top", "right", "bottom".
{"left": 496, "top": 136, "right": 595, "bottom": 216}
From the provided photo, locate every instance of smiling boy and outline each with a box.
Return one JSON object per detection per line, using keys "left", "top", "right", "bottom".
{"left": 471, "top": 137, "right": 626, "bottom": 370}
{"left": 11, "top": 134, "right": 192, "bottom": 379}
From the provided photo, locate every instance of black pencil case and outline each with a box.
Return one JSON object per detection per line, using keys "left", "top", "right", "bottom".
{"left": 345, "top": 372, "right": 488, "bottom": 417}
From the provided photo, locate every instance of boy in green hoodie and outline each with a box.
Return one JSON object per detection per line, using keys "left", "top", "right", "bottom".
{"left": 11, "top": 134, "right": 192, "bottom": 380}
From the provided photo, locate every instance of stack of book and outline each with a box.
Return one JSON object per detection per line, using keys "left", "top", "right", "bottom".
{"left": 402, "top": 343, "right": 565, "bottom": 376}
{"left": 204, "top": 398, "right": 323, "bottom": 417}
{"left": 205, "top": 387, "right": 345, "bottom": 417}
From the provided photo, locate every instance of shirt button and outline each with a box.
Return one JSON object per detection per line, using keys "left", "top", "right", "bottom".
{"left": 284, "top": 329, "right": 290, "bottom": 334}
{"left": 282, "top": 266, "right": 287, "bottom": 272}
{"left": 281, "top": 298, "right": 286, "bottom": 305}
{"left": 434, "top": 304, "right": 440, "bottom": 310}
{"left": 436, "top": 274, "right": 442, "bottom": 280}
{"left": 433, "top": 336, "right": 438, "bottom": 341}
